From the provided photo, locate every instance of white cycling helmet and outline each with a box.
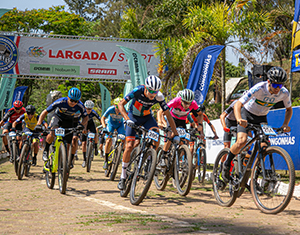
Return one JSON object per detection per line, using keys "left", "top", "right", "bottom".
{"left": 145, "top": 75, "right": 162, "bottom": 91}
{"left": 84, "top": 100, "right": 94, "bottom": 109}
{"left": 180, "top": 89, "right": 194, "bottom": 102}
{"left": 176, "top": 90, "right": 183, "bottom": 97}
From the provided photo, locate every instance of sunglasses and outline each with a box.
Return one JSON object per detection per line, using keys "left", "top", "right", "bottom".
{"left": 182, "top": 101, "right": 191, "bottom": 106}
{"left": 27, "top": 112, "right": 34, "bottom": 115}
{"left": 271, "top": 83, "right": 283, "bottom": 89}
{"left": 86, "top": 108, "right": 92, "bottom": 111}
{"left": 14, "top": 107, "right": 22, "bottom": 110}
{"left": 70, "top": 99, "right": 79, "bottom": 103}
{"left": 147, "top": 88, "right": 159, "bottom": 94}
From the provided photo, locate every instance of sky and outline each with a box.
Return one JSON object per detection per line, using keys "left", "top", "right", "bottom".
{"left": 2, "top": 0, "right": 242, "bottom": 67}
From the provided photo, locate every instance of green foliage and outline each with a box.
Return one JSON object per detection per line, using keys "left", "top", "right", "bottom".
{"left": 225, "top": 61, "right": 245, "bottom": 78}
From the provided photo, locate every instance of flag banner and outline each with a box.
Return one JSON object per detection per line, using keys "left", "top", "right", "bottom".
{"left": 187, "top": 45, "right": 224, "bottom": 104}
{"left": 0, "top": 75, "right": 17, "bottom": 110}
{"left": 248, "top": 71, "right": 253, "bottom": 88}
{"left": 118, "top": 46, "right": 147, "bottom": 88}
{"left": 291, "top": 49, "right": 300, "bottom": 72}
{"left": 99, "top": 83, "right": 111, "bottom": 114}
{"left": 123, "top": 80, "right": 133, "bottom": 110}
{"left": 11, "top": 86, "right": 28, "bottom": 107}
{"left": 0, "top": 34, "right": 159, "bottom": 80}
{"left": 291, "top": 0, "right": 300, "bottom": 50}
{"left": 0, "top": 8, "right": 11, "bottom": 18}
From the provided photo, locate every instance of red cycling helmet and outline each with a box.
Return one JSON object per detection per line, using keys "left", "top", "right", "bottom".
{"left": 13, "top": 100, "right": 23, "bottom": 109}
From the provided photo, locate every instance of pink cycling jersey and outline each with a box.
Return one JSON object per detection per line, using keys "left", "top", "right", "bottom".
{"left": 167, "top": 97, "right": 200, "bottom": 120}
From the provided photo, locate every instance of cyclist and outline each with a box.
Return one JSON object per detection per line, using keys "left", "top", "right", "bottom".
{"left": 157, "top": 89, "right": 203, "bottom": 167}
{"left": 35, "top": 87, "right": 88, "bottom": 168}
{"left": 12, "top": 105, "right": 48, "bottom": 166}
{"left": 81, "top": 100, "right": 101, "bottom": 168}
{"left": 222, "top": 67, "right": 292, "bottom": 183}
{"left": 117, "top": 75, "right": 179, "bottom": 190}
{"left": 0, "top": 100, "right": 25, "bottom": 162}
{"left": 100, "top": 97, "right": 125, "bottom": 170}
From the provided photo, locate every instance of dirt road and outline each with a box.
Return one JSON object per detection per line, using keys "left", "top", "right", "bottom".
{"left": 1, "top": 151, "right": 300, "bottom": 235}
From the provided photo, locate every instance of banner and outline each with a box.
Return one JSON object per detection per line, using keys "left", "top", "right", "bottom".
{"left": 187, "top": 45, "right": 224, "bottom": 104}
{"left": 291, "top": 49, "right": 300, "bottom": 72}
{"left": 0, "top": 8, "right": 11, "bottom": 18}
{"left": 248, "top": 71, "right": 253, "bottom": 88}
{"left": 99, "top": 83, "right": 111, "bottom": 114}
{"left": 291, "top": 0, "right": 300, "bottom": 50}
{"left": 11, "top": 86, "right": 28, "bottom": 106}
{"left": 118, "top": 46, "right": 147, "bottom": 88}
{"left": 0, "top": 75, "right": 17, "bottom": 110}
{"left": 0, "top": 34, "right": 159, "bottom": 80}
{"left": 123, "top": 80, "right": 133, "bottom": 110}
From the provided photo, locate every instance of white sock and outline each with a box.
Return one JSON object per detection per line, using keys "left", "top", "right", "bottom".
{"left": 121, "top": 162, "right": 129, "bottom": 179}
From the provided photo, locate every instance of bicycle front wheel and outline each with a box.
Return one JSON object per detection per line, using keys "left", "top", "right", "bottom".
{"left": 86, "top": 141, "right": 93, "bottom": 172}
{"left": 212, "top": 148, "right": 238, "bottom": 207}
{"left": 154, "top": 145, "right": 170, "bottom": 191}
{"left": 58, "top": 142, "right": 68, "bottom": 194}
{"left": 197, "top": 148, "right": 207, "bottom": 183}
{"left": 174, "top": 145, "right": 193, "bottom": 196}
{"left": 130, "top": 148, "right": 157, "bottom": 205}
{"left": 17, "top": 144, "right": 29, "bottom": 180}
{"left": 250, "top": 146, "right": 295, "bottom": 214}
{"left": 110, "top": 144, "right": 122, "bottom": 181}
{"left": 45, "top": 145, "right": 56, "bottom": 189}
{"left": 12, "top": 142, "right": 19, "bottom": 175}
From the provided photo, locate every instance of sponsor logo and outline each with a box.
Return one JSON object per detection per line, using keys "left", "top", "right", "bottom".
{"left": 88, "top": 68, "right": 117, "bottom": 75}
{"left": 269, "top": 136, "right": 295, "bottom": 146}
{"left": 33, "top": 66, "right": 51, "bottom": 71}
{"left": 0, "top": 36, "right": 19, "bottom": 72}
{"left": 27, "top": 46, "right": 47, "bottom": 57}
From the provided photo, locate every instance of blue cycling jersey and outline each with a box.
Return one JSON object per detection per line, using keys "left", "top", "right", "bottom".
{"left": 46, "top": 97, "right": 87, "bottom": 120}
{"left": 87, "top": 109, "right": 101, "bottom": 122}
{"left": 103, "top": 105, "right": 124, "bottom": 126}
{"left": 124, "top": 85, "right": 169, "bottom": 116}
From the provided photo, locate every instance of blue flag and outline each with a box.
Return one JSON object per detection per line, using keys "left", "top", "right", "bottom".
{"left": 11, "top": 86, "right": 28, "bottom": 106}
{"left": 248, "top": 71, "right": 253, "bottom": 88}
{"left": 187, "top": 45, "right": 224, "bottom": 104}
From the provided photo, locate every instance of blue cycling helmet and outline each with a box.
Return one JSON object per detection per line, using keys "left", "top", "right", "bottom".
{"left": 68, "top": 87, "right": 81, "bottom": 101}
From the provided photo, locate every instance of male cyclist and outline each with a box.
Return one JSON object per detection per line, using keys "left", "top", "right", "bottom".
{"left": 12, "top": 105, "right": 48, "bottom": 166}
{"left": 157, "top": 89, "right": 203, "bottom": 167}
{"left": 0, "top": 101, "right": 25, "bottom": 162}
{"left": 81, "top": 100, "right": 101, "bottom": 168}
{"left": 117, "top": 75, "right": 179, "bottom": 190}
{"left": 222, "top": 67, "right": 292, "bottom": 183}
{"left": 101, "top": 97, "right": 125, "bottom": 170}
{"left": 35, "top": 88, "right": 88, "bottom": 168}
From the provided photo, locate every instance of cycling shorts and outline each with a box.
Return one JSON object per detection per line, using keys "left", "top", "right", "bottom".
{"left": 125, "top": 113, "right": 158, "bottom": 141}
{"left": 23, "top": 127, "right": 40, "bottom": 141}
{"left": 82, "top": 120, "right": 96, "bottom": 142}
{"left": 48, "top": 113, "right": 74, "bottom": 144}
{"left": 167, "top": 117, "right": 186, "bottom": 129}
{"left": 105, "top": 122, "right": 125, "bottom": 139}
{"left": 4, "top": 122, "right": 22, "bottom": 131}
{"left": 237, "top": 107, "right": 267, "bottom": 134}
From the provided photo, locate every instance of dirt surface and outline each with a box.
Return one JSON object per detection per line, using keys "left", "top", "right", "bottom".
{"left": 1, "top": 150, "right": 300, "bottom": 235}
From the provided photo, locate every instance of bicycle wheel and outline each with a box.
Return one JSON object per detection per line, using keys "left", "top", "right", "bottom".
{"left": 250, "top": 146, "right": 295, "bottom": 214}
{"left": 110, "top": 144, "right": 122, "bottom": 181}
{"left": 174, "top": 145, "right": 193, "bottom": 196}
{"left": 86, "top": 141, "right": 93, "bottom": 172}
{"left": 120, "top": 146, "right": 139, "bottom": 198}
{"left": 212, "top": 148, "right": 238, "bottom": 207}
{"left": 154, "top": 145, "right": 170, "bottom": 191}
{"left": 45, "top": 145, "right": 56, "bottom": 189}
{"left": 104, "top": 146, "right": 114, "bottom": 177}
{"left": 17, "top": 144, "right": 29, "bottom": 180}
{"left": 197, "top": 148, "right": 207, "bottom": 183}
{"left": 12, "top": 142, "right": 19, "bottom": 175}
{"left": 130, "top": 148, "right": 157, "bottom": 205}
{"left": 58, "top": 142, "right": 68, "bottom": 194}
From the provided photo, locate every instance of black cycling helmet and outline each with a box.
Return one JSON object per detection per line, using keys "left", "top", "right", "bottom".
{"left": 198, "top": 103, "right": 205, "bottom": 113}
{"left": 267, "top": 66, "right": 287, "bottom": 84}
{"left": 25, "top": 105, "right": 36, "bottom": 114}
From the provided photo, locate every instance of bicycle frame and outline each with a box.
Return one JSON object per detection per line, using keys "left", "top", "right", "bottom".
{"left": 44, "top": 136, "right": 63, "bottom": 173}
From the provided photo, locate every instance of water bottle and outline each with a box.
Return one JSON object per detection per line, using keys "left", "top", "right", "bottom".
{"left": 243, "top": 150, "right": 251, "bottom": 166}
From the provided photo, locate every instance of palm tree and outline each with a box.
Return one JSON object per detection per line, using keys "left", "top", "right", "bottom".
{"left": 183, "top": 0, "right": 272, "bottom": 110}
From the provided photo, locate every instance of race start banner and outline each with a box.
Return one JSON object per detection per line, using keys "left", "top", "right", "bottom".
{"left": 0, "top": 34, "right": 159, "bottom": 81}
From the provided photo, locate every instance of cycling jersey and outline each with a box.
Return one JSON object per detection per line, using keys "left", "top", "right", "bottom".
{"left": 239, "top": 82, "right": 291, "bottom": 116}
{"left": 103, "top": 105, "right": 124, "bottom": 126}
{"left": 46, "top": 97, "right": 87, "bottom": 120}
{"left": 168, "top": 97, "right": 200, "bottom": 120}
{"left": 15, "top": 113, "right": 45, "bottom": 131}
{"left": 224, "top": 100, "right": 237, "bottom": 121}
{"left": 2, "top": 107, "right": 26, "bottom": 123}
{"left": 124, "top": 85, "right": 169, "bottom": 116}
{"left": 87, "top": 109, "right": 101, "bottom": 122}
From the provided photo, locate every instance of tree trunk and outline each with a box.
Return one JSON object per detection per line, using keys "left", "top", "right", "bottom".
{"left": 221, "top": 49, "right": 226, "bottom": 111}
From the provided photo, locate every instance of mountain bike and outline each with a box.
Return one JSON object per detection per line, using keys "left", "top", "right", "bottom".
{"left": 154, "top": 127, "right": 193, "bottom": 196}
{"left": 86, "top": 132, "right": 96, "bottom": 172}
{"left": 213, "top": 123, "right": 295, "bottom": 214}
{"left": 119, "top": 124, "right": 157, "bottom": 205}
{"left": 43, "top": 127, "right": 81, "bottom": 194}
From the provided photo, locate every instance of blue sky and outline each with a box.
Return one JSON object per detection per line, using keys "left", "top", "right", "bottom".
{"left": 2, "top": 0, "right": 242, "bottom": 66}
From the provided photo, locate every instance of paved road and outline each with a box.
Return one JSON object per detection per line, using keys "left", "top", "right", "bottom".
{"left": 1, "top": 151, "right": 300, "bottom": 235}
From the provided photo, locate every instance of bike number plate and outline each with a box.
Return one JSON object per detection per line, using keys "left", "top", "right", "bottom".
{"left": 176, "top": 128, "right": 186, "bottom": 138}
{"left": 118, "top": 134, "right": 125, "bottom": 140}
{"left": 55, "top": 128, "right": 65, "bottom": 137}
{"left": 147, "top": 130, "right": 159, "bottom": 142}
{"left": 9, "top": 132, "right": 16, "bottom": 137}
{"left": 261, "top": 124, "right": 276, "bottom": 136}
{"left": 185, "top": 133, "right": 190, "bottom": 141}
{"left": 25, "top": 131, "right": 33, "bottom": 136}
{"left": 88, "top": 133, "right": 95, "bottom": 139}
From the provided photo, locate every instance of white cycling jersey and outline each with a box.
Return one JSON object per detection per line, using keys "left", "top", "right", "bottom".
{"left": 239, "top": 81, "right": 291, "bottom": 116}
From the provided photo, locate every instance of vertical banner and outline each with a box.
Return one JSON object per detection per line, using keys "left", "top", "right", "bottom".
{"left": 11, "top": 86, "right": 28, "bottom": 106}
{"left": 187, "top": 45, "right": 224, "bottom": 104}
{"left": 99, "top": 83, "right": 111, "bottom": 114}
{"left": 0, "top": 75, "right": 17, "bottom": 110}
{"left": 118, "top": 46, "right": 147, "bottom": 88}
{"left": 0, "top": 8, "right": 11, "bottom": 18}
{"left": 123, "top": 80, "right": 133, "bottom": 110}
{"left": 291, "top": 0, "right": 300, "bottom": 72}
{"left": 248, "top": 71, "right": 253, "bottom": 88}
